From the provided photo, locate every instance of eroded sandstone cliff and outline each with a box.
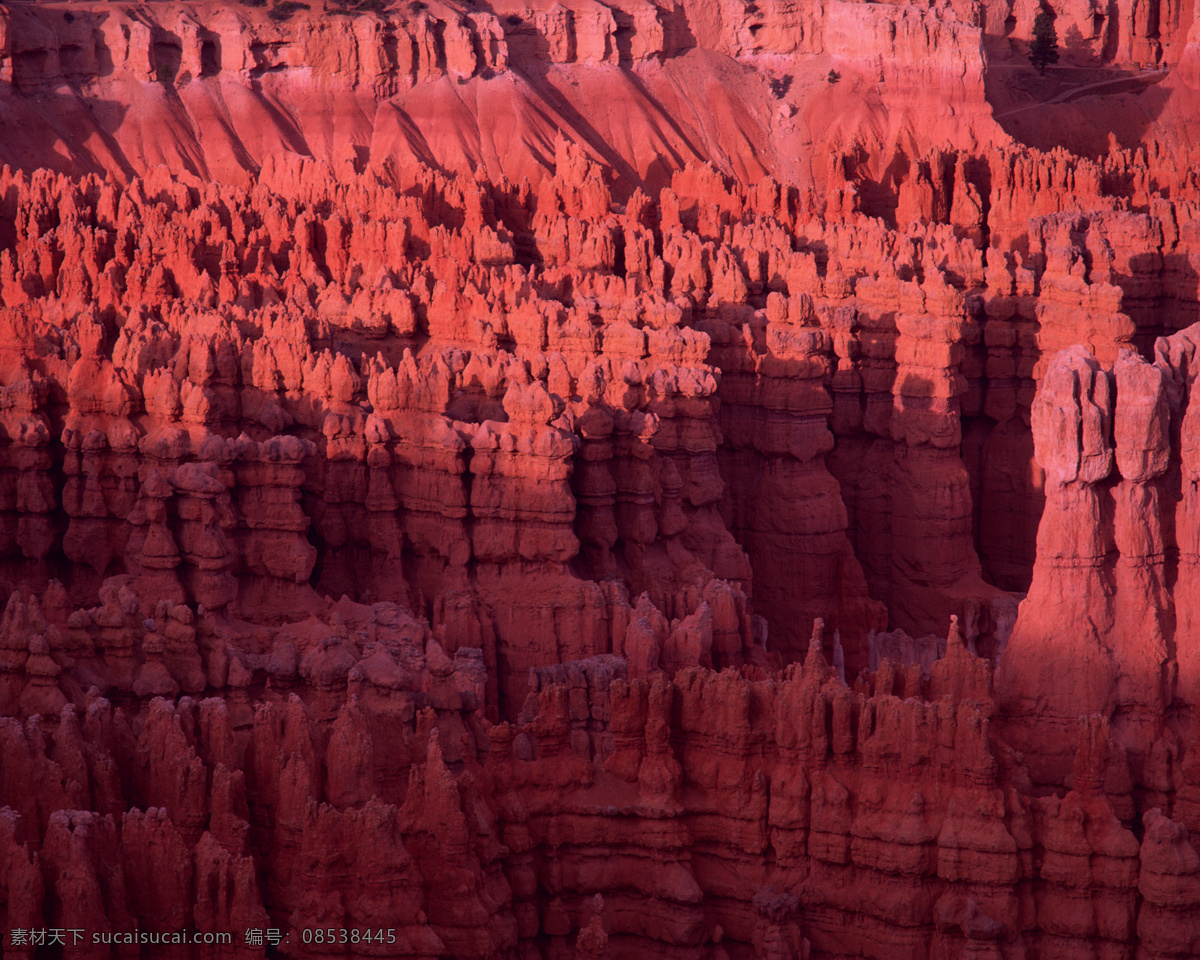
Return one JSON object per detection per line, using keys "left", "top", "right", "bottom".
{"left": 1, "top": 0, "right": 1200, "bottom": 956}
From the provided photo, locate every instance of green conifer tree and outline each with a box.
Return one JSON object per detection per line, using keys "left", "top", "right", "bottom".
{"left": 1030, "top": 9, "right": 1060, "bottom": 75}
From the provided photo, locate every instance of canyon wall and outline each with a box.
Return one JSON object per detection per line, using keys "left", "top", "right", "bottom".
{"left": 9, "top": 608, "right": 1200, "bottom": 960}
{"left": 1, "top": 0, "right": 1200, "bottom": 958}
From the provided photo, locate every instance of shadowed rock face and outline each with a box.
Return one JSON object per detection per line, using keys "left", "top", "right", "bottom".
{"left": 3, "top": 0, "right": 1200, "bottom": 957}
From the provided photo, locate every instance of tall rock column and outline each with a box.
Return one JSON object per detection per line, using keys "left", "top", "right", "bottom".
{"left": 997, "top": 346, "right": 1116, "bottom": 785}
{"left": 997, "top": 342, "right": 1178, "bottom": 787}
{"left": 1162, "top": 329, "right": 1200, "bottom": 710}
{"left": 886, "top": 272, "right": 998, "bottom": 637}
{"left": 1108, "top": 350, "right": 1172, "bottom": 759}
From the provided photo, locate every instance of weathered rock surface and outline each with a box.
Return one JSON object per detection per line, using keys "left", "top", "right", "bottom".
{"left": 1, "top": 0, "right": 1200, "bottom": 956}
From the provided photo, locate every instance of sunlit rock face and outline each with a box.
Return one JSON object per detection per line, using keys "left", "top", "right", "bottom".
{"left": 3, "top": 0, "right": 1200, "bottom": 956}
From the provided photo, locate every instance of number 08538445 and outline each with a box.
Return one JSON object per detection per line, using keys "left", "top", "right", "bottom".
{"left": 299, "top": 929, "right": 397, "bottom": 944}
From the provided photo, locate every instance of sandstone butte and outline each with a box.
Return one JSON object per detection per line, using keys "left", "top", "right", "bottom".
{"left": 1, "top": 0, "right": 1200, "bottom": 956}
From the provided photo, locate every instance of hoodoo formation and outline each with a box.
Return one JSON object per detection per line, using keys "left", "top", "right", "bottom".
{"left": 1, "top": 0, "right": 1200, "bottom": 956}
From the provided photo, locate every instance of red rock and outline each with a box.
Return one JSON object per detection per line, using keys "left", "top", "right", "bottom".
{"left": 1, "top": 0, "right": 1200, "bottom": 953}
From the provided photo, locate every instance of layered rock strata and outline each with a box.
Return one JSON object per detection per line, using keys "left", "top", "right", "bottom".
{"left": 0, "top": 0, "right": 1199, "bottom": 956}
